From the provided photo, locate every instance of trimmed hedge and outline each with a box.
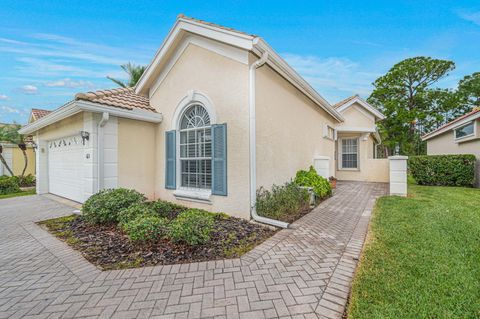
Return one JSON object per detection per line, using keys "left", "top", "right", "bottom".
{"left": 82, "top": 188, "right": 145, "bottom": 224}
{"left": 409, "top": 155, "right": 476, "bottom": 187}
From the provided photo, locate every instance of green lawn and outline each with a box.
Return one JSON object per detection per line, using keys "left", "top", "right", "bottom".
{"left": 0, "top": 189, "right": 36, "bottom": 199}
{"left": 348, "top": 183, "right": 480, "bottom": 319}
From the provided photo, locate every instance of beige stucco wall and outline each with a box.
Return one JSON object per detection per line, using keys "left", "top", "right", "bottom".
{"left": 36, "top": 112, "right": 84, "bottom": 141}
{"left": 427, "top": 122, "right": 480, "bottom": 186}
{"left": 336, "top": 133, "right": 389, "bottom": 182}
{"left": 12, "top": 147, "right": 35, "bottom": 176}
{"left": 150, "top": 43, "right": 251, "bottom": 218}
{"left": 118, "top": 118, "right": 156, "bottom": 199}
{"left": 337, "top": 103, "right": 376, "bottom": 129}
{"left": 255, "top": 62, "right": 338, "bottom": 188}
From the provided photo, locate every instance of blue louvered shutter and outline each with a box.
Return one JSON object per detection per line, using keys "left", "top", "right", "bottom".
{"left": 165, "top": 130, "right": 176, "bottom": 189}
{"left": 212, "top": 123, "right": 227, "bottom": 196}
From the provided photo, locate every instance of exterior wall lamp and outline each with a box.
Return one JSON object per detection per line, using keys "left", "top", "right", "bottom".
{"left": 80, "top": 131, "right": 90, "bottom": 145}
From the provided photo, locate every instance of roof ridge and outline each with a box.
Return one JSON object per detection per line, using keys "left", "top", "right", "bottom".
{"left": 75, "top": 87, "right": 133, "bottom": 101}
{"left": 177, "top": 14, "right": 257, "bottom": 38}
{"left": 333, "top": 95, "right": 358, "bottom": 108}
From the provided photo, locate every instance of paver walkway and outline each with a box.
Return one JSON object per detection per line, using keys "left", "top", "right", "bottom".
{"left": 0, "top": 182, "right": 387, "bottom": 319}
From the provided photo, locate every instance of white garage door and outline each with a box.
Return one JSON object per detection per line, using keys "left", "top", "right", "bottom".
{"left": 48, "top": 136, "right": 84, "bottom": 203}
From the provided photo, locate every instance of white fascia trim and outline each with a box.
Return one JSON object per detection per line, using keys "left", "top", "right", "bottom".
{"left": 422, "top": 113, "right": 480, "bottom": 141}
{"left": 135, "top": 18, "right": 254, "bottom": 95}
{"left": 336, "top": 126, "right": 377, "bottom": 133}
{"left": 252, "top": 39, "right": 344, "bottom": 123}
{"left": 336, "top": 96, "right": 386, "bottom": 121}
{"left": 19, "top": 101, "right": 162, "bottom": 135}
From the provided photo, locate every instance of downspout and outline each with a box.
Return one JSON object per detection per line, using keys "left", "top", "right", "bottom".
{"left": 249, "top": 49, "right": 289, "bottom": 229}
{"left": 97, "top": 112, "right": 109, "bottom": 191}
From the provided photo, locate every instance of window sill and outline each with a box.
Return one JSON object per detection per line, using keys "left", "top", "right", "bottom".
{"left": 454, "top": 134, "right": 477, "bottom": 143}
{"left": 338, "top": 168, "right": 360, "bottom": 171}
{"left": 173, "top": 189, "right": 212, "bottom": 204}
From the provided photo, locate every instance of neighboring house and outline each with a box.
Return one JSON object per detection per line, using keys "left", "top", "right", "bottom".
{"left": 332, "top": 95, "right": 387, "bottom": 182}
{"left": 0, "top": 123, "right": 36, "bottom": 177}
{"left": 29, "top": 108, "right": 52, "bottom": 123}
{"left": 19, "top": 15, "right": 385, "bottom": 219}
{"left": 422, "top": 107, "right": 480, "bottom": 187}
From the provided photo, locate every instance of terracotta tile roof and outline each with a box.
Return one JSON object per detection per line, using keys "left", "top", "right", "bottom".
{"left": 177, "top": 14, "right": 256, "bottom": 38}
{"left": 423, "top": 107, "right": 480, "bottom": 139}
{"left": 75, "top": 87, "right": 156, "bottom": 113}
{"left": 332, "top": 95, "right": 359, "bottom": 108}
{"left": 31, "top": 108, "right": 52, "bottom": 121}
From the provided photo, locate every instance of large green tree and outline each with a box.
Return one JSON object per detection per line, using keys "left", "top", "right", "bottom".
{"left": 368, "top": 57, "right": 456, "bottom": 155}
{"left": 457, "top": 72, "right": 480, "bottom": 109}
{"left": 107, "top": 62, "right": 146, "bottom": 88}
{"left": 0, "top": 124, "right": 28, "bottom": 177}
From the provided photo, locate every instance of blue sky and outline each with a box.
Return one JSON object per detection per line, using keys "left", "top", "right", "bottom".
{"left": 1, "top": 0, "right": 480, "bottom": 124}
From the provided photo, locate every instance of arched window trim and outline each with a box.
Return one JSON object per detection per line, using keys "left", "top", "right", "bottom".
{"left": 172, "top": 91, "right": 216, "bottom": 196}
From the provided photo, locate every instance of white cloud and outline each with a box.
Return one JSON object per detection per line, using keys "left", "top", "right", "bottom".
{"left": 20, "top": 85, "right": 38, "bottom": 95}
{"left": 45, "top": 78, "right": 95, "bottom": 89}
{"left": 282, "top": 53, "right": 381, "bottom": 102}
{"left": 458, "top": 11, "right": 480, "bottom": 26}
{"left": 0, "top": 105, "right": 21, "bottom": 114}
{"left": 0, "top": 94, "right": 8, "bottom": 100}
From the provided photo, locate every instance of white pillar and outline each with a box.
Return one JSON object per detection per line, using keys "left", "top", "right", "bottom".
{"left": 389, "top": 155, "right": 408, "bottom": 196}
{"left": 36, "top": 140, "right": 49, "bottom": 194}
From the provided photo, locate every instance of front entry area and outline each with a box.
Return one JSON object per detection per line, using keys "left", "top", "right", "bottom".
{"left": 47, "top": 135, "right": 84, "bottom": 203}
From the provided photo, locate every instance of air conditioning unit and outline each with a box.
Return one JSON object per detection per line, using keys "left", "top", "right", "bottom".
{"left": 313, "top": 156, "right": 330, "bottom": 179}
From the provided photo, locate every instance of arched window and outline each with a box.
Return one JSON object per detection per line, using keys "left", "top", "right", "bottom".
{"left": 179, "top": 104, "right": 212, "bottom": 189}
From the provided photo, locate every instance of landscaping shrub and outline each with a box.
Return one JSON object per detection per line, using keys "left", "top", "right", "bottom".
{"left": 16, "top": 174, "right": 36, "bottom": 187}
{"left": 151, "top": 200, "right": 187, "bottom": 219}
{"left": 409, "top": 154, "right": 476, "bottom": 187}
{"left": 168, "top": 209, "right": 215, "bottom": 245}
{"left": 118, "top": 203, "right": 156, "bottom": 228}
{"left": 294, "top": 166, "right": 332, "bottom": 199}
{"left": 256, "top": 182, "right": 309, "bottom": 220}
{"left": 82, "top": 188, "right": 145, "bottom": 224}
{"left": 0, "top": 175, "right": 20, "bottom": 195}
{"left": 122, "top": 215, "right": 169, "bottom": 242}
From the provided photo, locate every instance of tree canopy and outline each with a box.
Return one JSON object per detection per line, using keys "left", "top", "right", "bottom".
{"left": 368, "top": 56, "right": 474, "bottom": 155}
{"left": 107, "top": 62, "right": 146, "bottom": 88}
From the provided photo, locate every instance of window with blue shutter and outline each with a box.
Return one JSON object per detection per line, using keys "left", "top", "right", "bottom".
{"left": 212, "top": 123, "right": 227, "bottom": 196}
{"left": 165, "top": 130, "right": 176, "bottom": 189}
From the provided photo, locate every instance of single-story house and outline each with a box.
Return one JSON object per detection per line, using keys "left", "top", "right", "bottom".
{"left": 19, "top": 15, "right": 386, "bottom": 222}
{"left": 422, "top": 107, "right": 480, "bottom": 187}
{"left": 0, "top": 123, "right": 36, "bottom": 177}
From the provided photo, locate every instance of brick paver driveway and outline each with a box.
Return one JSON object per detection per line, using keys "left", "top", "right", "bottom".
{"left": 0, "top": 182, "right": 386, "bottom": 319}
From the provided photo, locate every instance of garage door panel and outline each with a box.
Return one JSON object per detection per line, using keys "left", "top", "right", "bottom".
{"left": 48, "top": 136, "right": 84, "bottom": 203}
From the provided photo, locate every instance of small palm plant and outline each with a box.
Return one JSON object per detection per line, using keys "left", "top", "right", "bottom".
{"left": 107, "top": 62, "right": 146, "bottom": 88}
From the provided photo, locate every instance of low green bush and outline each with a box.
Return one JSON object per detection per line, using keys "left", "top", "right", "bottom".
{"left": 82, "top": 188, "right": 145, "bottom": 224}
{"left": 122, "top": 215, "right": 169, "bottom": 242}
{"left": 151, "top": 200, "right": 187, "bottom": 219}
{"left": 118, "top": 203, "right": 156, "bottom": 228}
{"left": 16, "top": 174, "right": 36, "bottom": 187}
{"left": 0, "top": 175, "right": 20, "bottom": 195}
{"left": 409, "top": 154, "right": 476, "bottom": 187}
{"left": 168, "top": 209, "right": 215, "bottom": 245}
{"left": 256, "top": 182, "right": 309, "bottom": 220}
{"left": 294, "top": 166, "right": 332, "bottom": 199}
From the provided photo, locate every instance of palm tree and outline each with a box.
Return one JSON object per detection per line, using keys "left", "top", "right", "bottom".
{"left": 0, "top": 124, "right": 28, "bottom": 177}
{"left": 107, "top": 62, "right": 146, "bottom": 88}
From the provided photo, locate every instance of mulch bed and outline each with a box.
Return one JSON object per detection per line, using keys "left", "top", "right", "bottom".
{"left": 39, "top": 215, "right": 276, "bottom": 270}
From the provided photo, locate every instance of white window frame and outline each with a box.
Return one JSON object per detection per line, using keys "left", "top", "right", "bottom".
{"left": 323, "top": 124, "right": 336, "bottom": 140}
{"left": 171, "top": 91, "right": 217, "bottom": 202}
{"left": 338, "top": 137, "right": 360, "bottom": 170}
{"left": 454, "top": 121, "right": 476, "bottom": 142}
